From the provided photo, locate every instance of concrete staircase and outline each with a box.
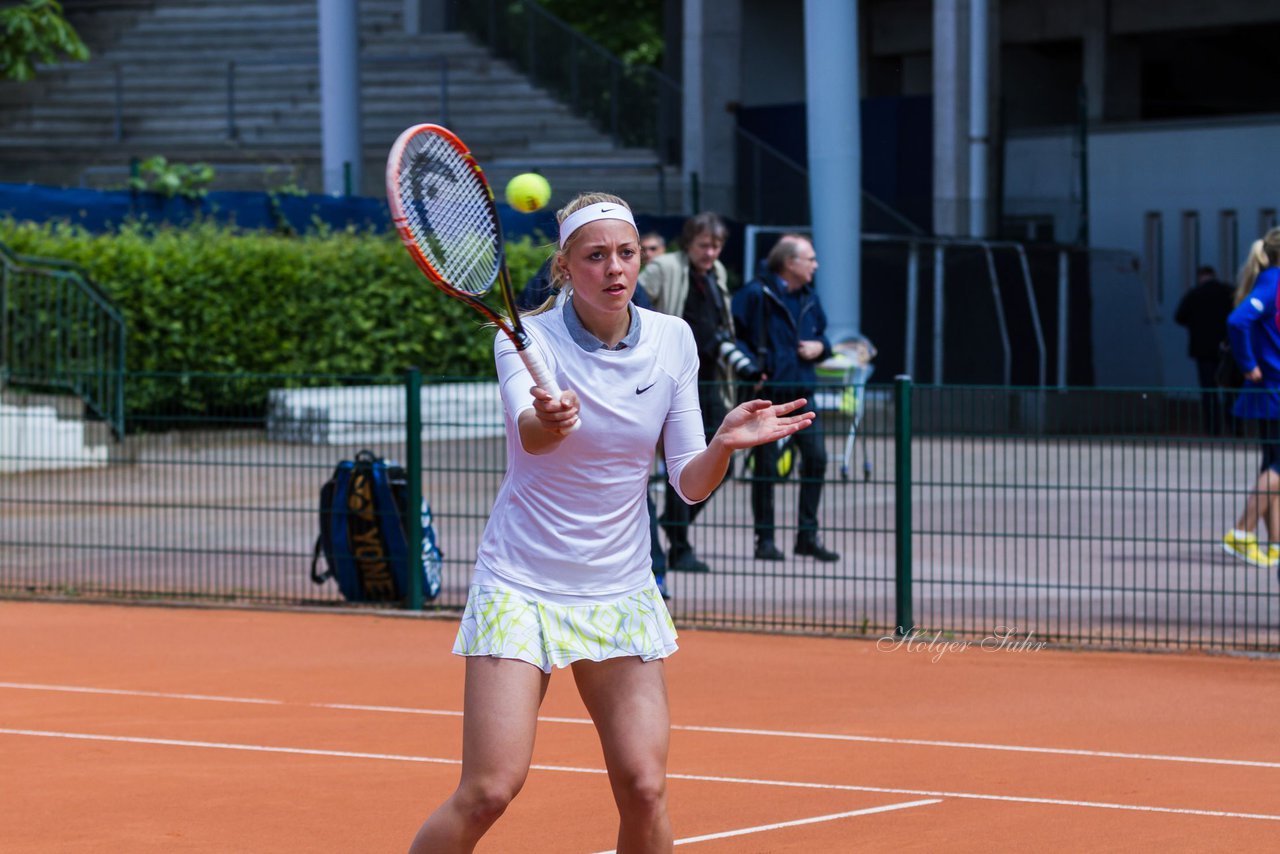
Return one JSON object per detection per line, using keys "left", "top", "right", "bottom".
{"left": 0, "top": 0, "right": 680, "bottom": 212}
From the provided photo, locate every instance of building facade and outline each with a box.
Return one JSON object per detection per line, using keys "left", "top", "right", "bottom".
{"left": 678, "top": 0, "right": 1280, "bottom": 386}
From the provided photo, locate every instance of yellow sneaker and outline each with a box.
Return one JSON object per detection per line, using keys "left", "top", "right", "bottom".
{"left": 1222, "top": 530, "right": 1279, "bottom": 568}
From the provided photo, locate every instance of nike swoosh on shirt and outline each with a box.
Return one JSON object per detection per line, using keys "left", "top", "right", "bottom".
{"left": 636, "top": 382, "right": 656, "bottom": 394}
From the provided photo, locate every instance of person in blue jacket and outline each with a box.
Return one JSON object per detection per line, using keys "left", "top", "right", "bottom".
{"left": 1222, "top": 227, "right": 1280, "bottom": 570}
{"left": 732, "top": 233, "right": 839, "bottom": 562}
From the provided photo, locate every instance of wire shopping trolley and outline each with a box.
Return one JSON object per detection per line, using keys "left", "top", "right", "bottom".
{"left": 815, "top": 336, "right": 877, "bottom": 481}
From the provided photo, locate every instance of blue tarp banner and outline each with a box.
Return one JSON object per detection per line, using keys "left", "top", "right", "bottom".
{"left": 0, "top": 182, "right": 574, "bottom": 243}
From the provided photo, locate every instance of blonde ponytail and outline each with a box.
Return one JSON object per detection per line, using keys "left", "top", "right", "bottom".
{"left": 1234, "top": 229, "right": 1280, "bottom": 305}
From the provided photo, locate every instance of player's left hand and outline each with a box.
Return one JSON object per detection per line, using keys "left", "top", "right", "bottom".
{"left": 713, "top": 398, "right": 814, "bottom": 450}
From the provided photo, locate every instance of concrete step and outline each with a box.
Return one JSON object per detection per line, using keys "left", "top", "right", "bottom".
{"left": 0, "top": 402, "right": 111, "bottom": 473}
{"left": 0, "top": 389, "right": 84, "bottom": 419}
{"left": 123, "top": 27, "right": 316, "bottom": 40}
{"left": 3, "top": 94, "right": 590, "bottom": 126}
{"left": 1, "top": 77, "right": 556, "bottom": 112}
{"left": 0, "top": 124, "right": 623, "bottom": 154}
{"left": 0, "top": 64, "right": 530, "bottom": 105}
{"left": 143, "top": 2, "right": 316, "bottom": 21}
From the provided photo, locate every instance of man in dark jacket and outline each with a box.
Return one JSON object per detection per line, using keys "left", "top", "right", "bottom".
{"left": 731, "top": 234, "right": 838, "bottom": 562}
{"left": 1174, "top": 265, "right": 1235, "bottom": 434}
{"left": 638, "top": 212, "right": 738, "bottom": 573}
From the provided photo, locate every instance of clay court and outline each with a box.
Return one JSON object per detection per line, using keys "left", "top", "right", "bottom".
{"left": 2, "top": 601, "right": 1277, "bottom": 852}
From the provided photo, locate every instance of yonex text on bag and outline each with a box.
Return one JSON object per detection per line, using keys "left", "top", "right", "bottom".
{"left": 311, "top": 450, "right": 442, "bottom": 602}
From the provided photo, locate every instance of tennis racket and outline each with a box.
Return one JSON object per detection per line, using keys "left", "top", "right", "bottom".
{"left": 385, "top": 123, "right": 578, "bottom": 429}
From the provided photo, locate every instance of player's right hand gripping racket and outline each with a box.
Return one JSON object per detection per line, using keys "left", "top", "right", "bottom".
{"left": 385, "top": 123, "right": 578, "bottom": 430}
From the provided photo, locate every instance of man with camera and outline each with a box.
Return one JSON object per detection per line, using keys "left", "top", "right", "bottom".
{"left": 731, "top": 234, "right": 839, "bottom": 563}
{"left": 638, "top": 211, "right": 758, "bottom": 573}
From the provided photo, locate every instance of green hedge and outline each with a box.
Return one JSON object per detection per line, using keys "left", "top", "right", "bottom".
{"left": 1, "top": 218, "right": 552, "bottom": 383}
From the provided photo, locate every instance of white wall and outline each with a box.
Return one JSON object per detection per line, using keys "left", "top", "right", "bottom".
{"left": 1005, "top": 117, "right": 1280, "bottom": 387}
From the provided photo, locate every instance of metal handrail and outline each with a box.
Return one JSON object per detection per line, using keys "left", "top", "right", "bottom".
{"left": 452, "top": 0, "right": 681, "bottom": 163}
{"left": 0, "top": 240, "right": 127, "bottom": 438}
{"left": 743, "top": 227, "right": 1055, "bottom": 390}
{"left": 863, "top": 234, "right": 1048, "bottom": 389}
{"left": 518, "top": 0, "right": 681, "bottom": 153}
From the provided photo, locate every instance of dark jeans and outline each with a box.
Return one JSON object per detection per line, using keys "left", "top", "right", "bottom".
{"left": 1195, "top": 358, "right": 1232, "bottom": 435}
{"left": 752, "top": 409, "right": 827, "bottom": 543}
{"left": 661, "top": 392, "right": 727, "bottom": 559}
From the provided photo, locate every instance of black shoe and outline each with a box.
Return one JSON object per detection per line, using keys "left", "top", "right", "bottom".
{"left": 754, "top": 540, "right": 785, "bottom": 561}
{"left": 668, "top": 550, "right": 710, "bottom": 573}
{"left": 795, "top": 537, "right": 839, "bottom": 562}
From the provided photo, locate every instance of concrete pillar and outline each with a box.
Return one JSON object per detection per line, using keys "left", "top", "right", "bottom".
{"left": 933, "top": 0, "right": 968, "bottom": 236}
{"left": 933, "top": 0, "right": 996, "bottom": 238}
{"left": 682, "top": 0, "right": 740, "bottom": 214}
{"left": 1081, "top": 0, "right": 1108, "bottom": 121}
{"left": 318, "top": 0, "right": 361, "bottom": 195}
{"left": 968, "top": 0, "right": 990, "bottom": 237}
{"left": 804, "top": 0, "right": 861, "bottom": 342}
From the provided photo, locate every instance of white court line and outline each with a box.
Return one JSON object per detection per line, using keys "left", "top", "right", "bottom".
{"left": 5, "top": 681, "right": 1279, "bottom": 771}
{"left": 3, "top": 728, "right": 1279, "bottom": 823}
{"left": 590, "top": 799, "right": 943, "bottom": 853}
{"left": 0, "top": 682, "right": 283, "bottom": 706}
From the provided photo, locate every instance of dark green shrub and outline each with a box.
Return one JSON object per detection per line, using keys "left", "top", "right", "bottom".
{"left": 0, "top": 218, "right": 554, "bottom": 415}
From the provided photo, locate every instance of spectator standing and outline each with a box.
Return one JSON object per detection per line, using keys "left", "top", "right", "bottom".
{"left": 732, "top": 234, "right": 839, "bottom": 562}
{"left": 1222, "top": 228, "right": 1280, "bottom": 569}
{"left": 638, "top": 213, "right": 739, "bottom": 573}
{"left": 1175, "top": 264, "right": 1235, "bottom": 434}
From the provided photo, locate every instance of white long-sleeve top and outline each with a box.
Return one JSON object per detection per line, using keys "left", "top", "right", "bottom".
{"left": 473, "top": 303, "right": 706, "bottom": 602}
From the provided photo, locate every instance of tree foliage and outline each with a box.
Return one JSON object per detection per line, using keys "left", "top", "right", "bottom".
{"left": 0, "top": 0, "right": 90, "bottom": 82}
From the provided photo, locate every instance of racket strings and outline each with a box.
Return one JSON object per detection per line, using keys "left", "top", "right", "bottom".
{"left": 395, "top": 133, "right": 501, "bottom": 296}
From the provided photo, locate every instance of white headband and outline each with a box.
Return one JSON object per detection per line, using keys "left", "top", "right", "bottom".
{"left": 557, "top": 202, "right": 638, "bottom": 248}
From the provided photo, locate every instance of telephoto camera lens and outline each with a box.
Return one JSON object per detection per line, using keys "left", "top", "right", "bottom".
{"left": 718, "top": 339, "right": 761, "bottom": 380}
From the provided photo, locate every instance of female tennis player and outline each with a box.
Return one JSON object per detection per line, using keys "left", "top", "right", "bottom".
{"left": 407, "top": 192, "right": 815, "bottom": 853}
{"left": 1221, "top": 226, "right": 1280, "bottom": 569}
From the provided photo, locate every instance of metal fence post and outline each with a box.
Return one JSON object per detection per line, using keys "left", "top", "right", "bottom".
{"left": 440, "top": 58, "right": 450, "bottom": 126}
{"left": 894, "top": 374, "right": 914, "bottom": 636}
{"left": 405, "top": 367, "right": 424, "bottom": 611}
{"left": 226, "top": 61, "right": 237, "bottom": 140}
{"left": 113, "top": 64, "right": 124, "bottom": 142}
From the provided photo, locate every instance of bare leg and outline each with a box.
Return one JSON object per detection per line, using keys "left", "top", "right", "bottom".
{"left": 1263, "top": 470, "right": 1280, "bottom": 541}
{"left": 407, "top": 657, "right": 550, "bottom": 854}
{"left": 572, "top": 657, "right": 673, "bottom": 854}
{"left": 1235, "top": 469, "right": 1280, "bottom": 536}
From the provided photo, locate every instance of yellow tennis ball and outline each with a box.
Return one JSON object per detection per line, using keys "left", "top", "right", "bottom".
{"left": 505, "top": 173, "right": 551, "bottom": 213}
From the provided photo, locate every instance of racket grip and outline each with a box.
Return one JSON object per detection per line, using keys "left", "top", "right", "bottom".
{"left": 520, "top": 346, "right": 582, "bottom": 432}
